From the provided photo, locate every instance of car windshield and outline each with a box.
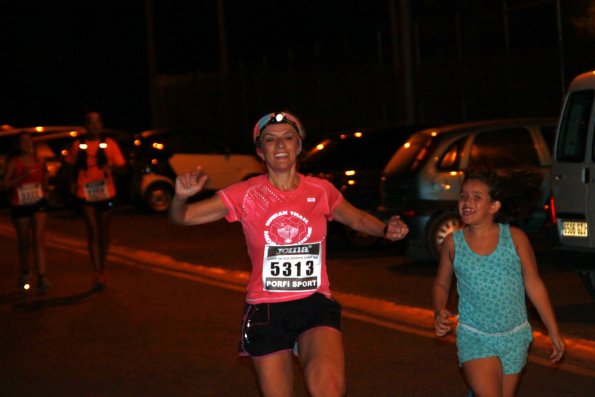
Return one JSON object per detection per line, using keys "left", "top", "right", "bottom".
{"left": 383, "top": 132, "right": 438, "bottom": 175}
{"left": 302, "top": 132, "right": 409, "bottom": 170}
{"left": 556, "top": 89, "right": 594, "bottom": 162}
{"left": 133, "top": 129, "right": 250, "bottom": 156}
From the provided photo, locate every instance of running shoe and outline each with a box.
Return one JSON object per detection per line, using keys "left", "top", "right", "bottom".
{"left": 92, "top": 270, "right": 108, "bottom": 291}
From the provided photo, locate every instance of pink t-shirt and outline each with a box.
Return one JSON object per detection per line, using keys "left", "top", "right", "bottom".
{"left": 217, "top": 174, "right": 343, "bottom": 304}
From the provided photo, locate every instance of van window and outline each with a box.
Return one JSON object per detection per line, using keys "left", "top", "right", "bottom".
{"left": 556, "top": 90, "right": 594, "bottom": 162}
{"left": 468, "top": 128, "right": 539, "bottom": 169}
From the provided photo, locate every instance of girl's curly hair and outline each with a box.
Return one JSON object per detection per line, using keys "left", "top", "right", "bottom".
{"left": 463, "top": 168, "right": 543, "bottom": 224}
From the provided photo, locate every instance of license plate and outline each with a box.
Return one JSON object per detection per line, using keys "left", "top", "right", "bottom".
{"left": 562, "top": 221, "right": 588, "bottom": 237}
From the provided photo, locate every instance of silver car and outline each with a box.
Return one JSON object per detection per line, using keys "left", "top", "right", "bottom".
{"left": 379, "top": 118, "right": 557, "bottom": 261}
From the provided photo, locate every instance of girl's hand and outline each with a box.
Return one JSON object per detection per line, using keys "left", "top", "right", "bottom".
{"left": 175, "top": 166, "right": 208, "bottom": 199}
{"left": 550, "top": 334, "right": 565, "bottom": 363}
{"left": 384, "top": 215, "right": 409, "bottom": 241}
{"left": 434, "top": 309, "right": 453, "bottom": 336}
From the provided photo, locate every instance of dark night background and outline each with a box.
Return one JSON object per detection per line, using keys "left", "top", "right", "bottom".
{"left": 2, "top": 0, "right": 595, "bottom": 140}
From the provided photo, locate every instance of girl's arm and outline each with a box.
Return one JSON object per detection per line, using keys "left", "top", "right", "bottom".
{"left": 433, "top": 234, "right": 455, "bottom": 336}
{"left": 169, "top": 167, "right": 228, "bottom": 225}
{"left": 511, "top": 227, "right": 565, "bottom": 363}
{"left": 332, "top": 199, "right": 409, "bottom": 241}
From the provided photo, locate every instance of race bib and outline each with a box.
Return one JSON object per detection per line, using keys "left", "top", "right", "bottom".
{"left": 262, "top": 242, "right": 322, "bottom": 292}
{"left": 17, "top": 183, "right": 44, "bottom": 206}
{"left": 83, "top": 180, "right": 111, "bottom": 202}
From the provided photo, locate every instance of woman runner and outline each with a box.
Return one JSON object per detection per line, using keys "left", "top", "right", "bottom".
{"left": 2, "top": 131, "right": 50, "bottom": 294}
{"left": 170, "top": 111, "right": 409, "bottom": 397}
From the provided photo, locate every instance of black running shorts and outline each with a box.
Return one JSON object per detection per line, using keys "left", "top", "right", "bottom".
{"left": 10, "top": 200, "right": 48, "bottom": 218}
{"left": 239, "top": 292, "right": 342, "bottom": 358}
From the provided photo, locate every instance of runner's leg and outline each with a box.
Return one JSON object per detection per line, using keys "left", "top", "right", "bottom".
{"left": 503, "top": 373, "right": 522, "bottom": 397}
{"left": 462, "top": 357, "right": 503, "bottom": 397}
{"left": 12, "top": 215, "right": 31, "bottom": 276}
{"left": 82, "top": 204, "right": 101, "bottom": 272}
{"left": 252, "top": 351, "right": 295, "bottom": 397}
{"left": 97, "top": 206, "right": 112, "bottom": 268}
{"left": 298, "top": 327, "right": 345, "bottom": 397}
{"left": 31, "top": 211, "right": 47, "bottom": 276}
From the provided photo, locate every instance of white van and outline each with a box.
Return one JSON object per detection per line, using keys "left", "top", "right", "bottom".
{"left": 551, "top": 70, "right": 595, "bottom": 297}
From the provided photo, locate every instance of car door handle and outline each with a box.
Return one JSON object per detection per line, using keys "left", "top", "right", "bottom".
{"left": 582, "top": 167, "right": 590, "bottom": 184}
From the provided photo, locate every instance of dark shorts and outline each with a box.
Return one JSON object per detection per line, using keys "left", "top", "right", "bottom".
{"left": 239, "top": 292, "right": 342, "bottom": 358}
{"left": 10, "top": 200, "right": 48, "bottom": 218}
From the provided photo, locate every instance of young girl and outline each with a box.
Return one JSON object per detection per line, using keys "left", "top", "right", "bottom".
{"left": 1, "top": 132, "right": 50, "bottom": 294}
{"left": 432, "top": 171, "right": 565, "bottom": 397}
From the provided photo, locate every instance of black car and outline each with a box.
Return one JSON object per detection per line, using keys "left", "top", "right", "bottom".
{"left": 299, "top": 124, "right": 428, "bottom": 247}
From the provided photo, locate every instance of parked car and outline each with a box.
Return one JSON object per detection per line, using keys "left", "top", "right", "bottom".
{"left": 130, "top": 128, "right": 265, "bottom": 212}
{"left": 299, "top": 124, "right": 428, "bottom": 247}
{"left": 550, "top": 70, "right": 595, "bottom": 298}
{"left": 378, "top": 117, "right": 558, "bottom": 261}
{"left": 0, "top": 126, "right": 133, "bottom": 209}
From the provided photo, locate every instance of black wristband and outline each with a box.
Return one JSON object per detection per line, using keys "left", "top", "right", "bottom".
{"left": 383, "top": 224, "right": 389, "bottom": 239}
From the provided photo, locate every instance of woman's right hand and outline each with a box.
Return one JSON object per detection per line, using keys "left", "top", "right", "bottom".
{"left": 434, "top": 309, "right": 454, "bottom": 336}
{"left": 175, "top": 166, "right": 208, "bottom": 199}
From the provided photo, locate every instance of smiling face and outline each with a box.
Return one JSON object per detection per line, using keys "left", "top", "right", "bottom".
{"left": 458, "top": 178, "right": 501, "bottom": 225}
{"left": 256, "top": 123, "right": 302, "bottom": 172}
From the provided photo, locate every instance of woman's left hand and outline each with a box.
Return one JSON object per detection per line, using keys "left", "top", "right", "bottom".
{"left": 550, "top": 334, "right": 565, "bottom": 363}
{"left": 384, "top": 215, "right": 409, "bottom": 241}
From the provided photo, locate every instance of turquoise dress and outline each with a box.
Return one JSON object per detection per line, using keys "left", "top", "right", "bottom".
{"left": 453, "top": 224, "right": 533, "bottom": 374}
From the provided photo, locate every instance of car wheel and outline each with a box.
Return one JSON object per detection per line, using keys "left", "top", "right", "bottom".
{"left": 144, "top": 183, "right": 174, "bottom": 213}
{"left": 426, "top": 212, "right": 463, "bottom": 261}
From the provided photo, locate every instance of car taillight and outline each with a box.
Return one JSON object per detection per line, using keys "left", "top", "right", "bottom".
{"left": 549, "top": 195, "right": 557, "bottom": 224}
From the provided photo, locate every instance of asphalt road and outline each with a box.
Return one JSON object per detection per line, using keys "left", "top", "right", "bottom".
{"left": 1, "top": 206, "right": 594, "bottom": 396}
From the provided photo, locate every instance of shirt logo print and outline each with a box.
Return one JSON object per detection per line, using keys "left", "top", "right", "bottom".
{"left": 277, "top": 223, "right": 299, "bottom": 243}
{"left": 264, "top": 211, "right": 312, "bottom": 245}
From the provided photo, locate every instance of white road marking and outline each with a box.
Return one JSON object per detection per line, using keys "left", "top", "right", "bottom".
{"left": 1, "top": 223, "right": 593, "bottom": 377}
